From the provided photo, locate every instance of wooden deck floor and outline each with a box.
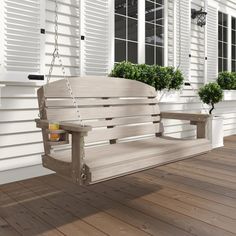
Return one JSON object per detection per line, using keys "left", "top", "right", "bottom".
{"left": 1, "top": 136, "right": 236, "bottom": 236}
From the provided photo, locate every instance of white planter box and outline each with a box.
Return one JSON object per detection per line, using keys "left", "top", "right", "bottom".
{"left": 223, "top": 90, "right": 236, "bottom": 101}
{"left": 157, "top": 90, "right": 181, "bottom": 102}
{"left": 207, "top": 116, "right": 224, "bottom": 149}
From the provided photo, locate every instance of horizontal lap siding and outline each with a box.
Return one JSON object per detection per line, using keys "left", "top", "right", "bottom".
{"left": 0, "top": 84, "right": 43, "bottom": 172}
{"left": 0, "top": 0, "right": 80, "bottom": 177}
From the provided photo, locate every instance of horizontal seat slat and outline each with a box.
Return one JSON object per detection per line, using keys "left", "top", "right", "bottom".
{"left": 46, "top": 105, "right": 159, "bottom": 121}
{"left": 42, "top": 77, "right": 157, "bottom": 98}
{"left": 85, "top": 123, "right": 162, "bottom": 143}
{"left": 45, "top": 98, "right": 158, "bottom": 107}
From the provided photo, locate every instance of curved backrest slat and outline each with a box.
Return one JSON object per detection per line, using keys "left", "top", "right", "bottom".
{"left": 41, "top": 77, "right": 156, "bottom": 98}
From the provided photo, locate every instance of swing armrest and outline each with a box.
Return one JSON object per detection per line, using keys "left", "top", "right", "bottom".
{"left": 161, "top": 112, "right": 209, "bottom": 122}
{"left": 160, "top": 112, "right": 210, "bottom": 139}
{"left": 35, "top": 119, "right": 92, "bottom": 134}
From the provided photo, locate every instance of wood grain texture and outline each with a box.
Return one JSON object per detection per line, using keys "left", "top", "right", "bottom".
{"left": 1, "top": 136, "right": 236, "bottom": 236}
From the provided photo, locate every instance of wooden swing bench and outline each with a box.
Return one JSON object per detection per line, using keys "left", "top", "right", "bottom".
{"left": 36, "top": 77, "right": 211, "bottom": 185}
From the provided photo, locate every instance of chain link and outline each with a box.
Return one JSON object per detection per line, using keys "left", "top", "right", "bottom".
{"left": 38, "top": 0, "right": 84, "bottom": 126}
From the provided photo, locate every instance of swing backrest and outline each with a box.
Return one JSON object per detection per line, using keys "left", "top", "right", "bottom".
{"left": 38, "top": 77, "right": 163, "bottom": 145}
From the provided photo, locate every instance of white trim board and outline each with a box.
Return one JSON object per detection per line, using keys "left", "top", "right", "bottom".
{"left": 0, "top": 164, "right": 53, "bottom": 185}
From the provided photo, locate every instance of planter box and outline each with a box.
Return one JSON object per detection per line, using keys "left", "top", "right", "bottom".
{"left": 157, "top": 90, "right": 181, "bottom": 102}
{"left": 207, "top": 116, "right": 224, "bottom": 149}
{"left": 223, "top": 90, "right": 236, "bottom": 101}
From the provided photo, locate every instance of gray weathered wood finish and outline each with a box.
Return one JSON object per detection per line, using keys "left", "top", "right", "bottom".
{"left": 36, "top": 77, "right": 211, "bottom": 184}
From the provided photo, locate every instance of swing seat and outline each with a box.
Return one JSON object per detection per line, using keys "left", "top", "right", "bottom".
{"left": 36, "top": 77, "right": 211, "bottom": 185}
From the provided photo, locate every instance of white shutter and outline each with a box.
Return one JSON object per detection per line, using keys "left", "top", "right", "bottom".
{"left": 206, "top": 5, "right": 218, "bottom": 82}
{"left": 0, "top": 0, "right": 45, "bottom": 82}
{"left": 176, "top": 0, "right": 191, "bottom": 80}
{"left": 81, "top": 0, "right": 110, "bottom": 76}
{"left": 45, "top": 0, "right": 80, "bottom": 79}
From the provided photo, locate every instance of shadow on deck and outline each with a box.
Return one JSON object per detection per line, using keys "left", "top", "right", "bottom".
{"left": 1, "top": 135, "right": 236, "bottom": 236}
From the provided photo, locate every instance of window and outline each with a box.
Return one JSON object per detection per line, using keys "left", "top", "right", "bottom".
{"left": 218, "top": 11, "right": 228, "bottom": 72}
{"left": 145, "top": 0, "right": 164, "bottom": 65}
{"left": 232, "top": 17, "right": 236, "bottom": 72}
{"left": 115, "top": 0, "right": 138, "bottom": 63}
{"left": 114, "top": 0, "right": 165, "bottom": 65}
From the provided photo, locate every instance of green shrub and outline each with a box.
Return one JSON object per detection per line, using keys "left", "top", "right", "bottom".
{"left": 198, "top": 82, "right": 223, "bottom": 114}
{"left": 110, "top": 61, "right": 184, "bottom": 91}
{"left": 153, "top": 65, "right": 172, "bottom": 91}
{"left": 168, "top": 67, "right": 185, "bottom": 90}
{"left": 217, "top": 72, "right": 236, "bottom": 90}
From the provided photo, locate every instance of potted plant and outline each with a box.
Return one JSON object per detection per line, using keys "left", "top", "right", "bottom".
{"left": 217, "top": 71, "right": 236, "bottom": 101}
{"left": 198, "top": 82, "right": 224, "bottom": 148}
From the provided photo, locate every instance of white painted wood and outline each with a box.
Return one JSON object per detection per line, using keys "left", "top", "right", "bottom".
{"left": 207, "top": 5, "right": 218, "bottom": 82}
{"left": 0, "top": 0, "right": 45, "bottom": 82}
{"left": 207, "top": 116, "right": 224, "bottom": 148}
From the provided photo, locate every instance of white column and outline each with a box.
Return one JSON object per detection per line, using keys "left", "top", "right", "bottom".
{"left": 204, "top": 0, "right": 208, "bottom": 84}
{"left": 228, "top": 13, "right": 232, "bottom": 72}
{"left": 164, "top": 0, "right": 169, "bottom": 66}
{"left": 138, "top": 0, "right": 145, "bottom": 64}
{"left": 79, "top": 0, "right": 85, "bottom": 76}
{"left": 108, "top": 0, "right": 115, "bottom": 72}
{"left": 40, "top": 0, "right": 46, "bottom": 77}
{"left": 173, "top": 0, "right": 177, "bottom": 68}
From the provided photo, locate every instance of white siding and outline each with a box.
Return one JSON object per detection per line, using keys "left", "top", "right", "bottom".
{"left": 0, "top": 0, "right": 80, "bottom": 184}
{"left": 1, "top": 0, "right": 236, "bottom": 185}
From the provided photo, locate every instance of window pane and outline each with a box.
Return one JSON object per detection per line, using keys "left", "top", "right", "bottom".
{"left": 145, "top": 0, "right": 155, "bottom": 22}
{"left": 145, "top": 23, "right": 155, "bottom": 44}
{"left": 223, "top": 59, "right": 228, "bottom": 71}
{"left": 218, "top": 58, "right": 223, "bottom": 72}
{"left": 115, "top": 0, "right": 126, "bottom": 16}
{"left": 223, "top": 13, "right": 228, "bottom": 27}
{"left": 218, "top": 12, "right": 223, "bottom": 25}
{"left": 128, "top": 0, "right": 138, "bottom": 18}
{"left": 232, "top": 45, "right": 236, "bottom": 60}
{"left": 128, "top": 42, "right": 138, "bottom": 63}
{"left": 115, "top": 15, "right": 126, "bottom": 39}
{"left": 146, "top": 45, "right": 154, "bottom": 65}
{"left": 223, "top": 27, "right": 228, "bottom": 42}
{"left": 218, "top": 26, "right": 222, "bottom": 41}
{"left": 155, "top": 0, "right": 163, "bottom": 5}
{"left": 128, "top": 18, "right": 138, "bottom": 41}
{"left": 156, "top": 46, "right": 164, "bottom": 66}
{"left": 218, "top": 42, "right": 222, "bottom": 57}
{"left": 232, "top": 61, "right": 236, "bottom": 72}
{"left": 115, "top": 39, "right": 126, "bottom": 62}
{"left": 156, "top": 25, "right": 164, "bottom": 46}
{"left": 232, "top": 31, "right": 236, "bottom": 45}
{"left": 232, "top": 17, "right": 236, "bottom": 30}
{"left": 223, "top": 43, "right": 228, "bottom": 58}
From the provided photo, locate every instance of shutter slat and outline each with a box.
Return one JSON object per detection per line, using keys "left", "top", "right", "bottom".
{"left": 2, "top": 0, "right": 42, "bottom": 76}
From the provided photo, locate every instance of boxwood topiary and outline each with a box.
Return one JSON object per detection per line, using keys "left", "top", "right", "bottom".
{"left": 217, "top": 72, "right": 236, "bottom": 90}
{"left": 198, "top": 82, "right": 223, "bottom": 114}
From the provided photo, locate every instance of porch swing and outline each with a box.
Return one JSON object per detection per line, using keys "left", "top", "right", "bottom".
{"left": 35, "top": 0, "right": 212, "bottom": 185}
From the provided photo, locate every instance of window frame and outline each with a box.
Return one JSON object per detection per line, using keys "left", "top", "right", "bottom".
{"left": 113, "top": 0, "right": 168, "bottom": 66}
{"left": 217, "top": 6, "right": 236, "bottom": 73}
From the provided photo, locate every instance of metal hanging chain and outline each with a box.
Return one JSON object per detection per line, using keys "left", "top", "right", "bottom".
{"left": 39, "top": 0, "right": 84, "bottom": 125}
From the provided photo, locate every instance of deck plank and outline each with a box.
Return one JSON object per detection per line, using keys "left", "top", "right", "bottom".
{"left": 41, "top": 174, "right": 192, "bottom": 236}
{"left": 1, "top": 135, "right": 236, "bottom": 236}
{"left": 19, "top": 178, "right": 150, "bottom": 236}
{"left": 0, "top": 189, "right": 63, "bottom": 236}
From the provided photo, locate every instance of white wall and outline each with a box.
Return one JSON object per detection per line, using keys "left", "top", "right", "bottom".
{"left": 1, "top": 0, "right": 236, "bottom": 184}
{"left": 0, "top": 0, "right": 80, "bottom": 184}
